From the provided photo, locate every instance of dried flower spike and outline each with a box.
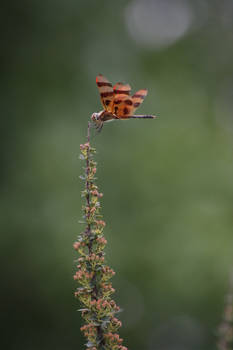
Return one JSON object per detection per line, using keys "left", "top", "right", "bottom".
{"left": 74, "top": 122, "right": 127, "bottom": 350}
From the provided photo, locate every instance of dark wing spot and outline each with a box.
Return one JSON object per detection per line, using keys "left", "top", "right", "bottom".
{"left": 133, "top": 94, "right": 145, "bottom": 99}
{"left": 114, "top": 90, "right": 130, "bottom": 95}
{"left": 97, "top": 82, "right": 112, "bottom": 87}
{"left": 125, "top": 99, "right": 133, "bottom": 105}
{"left": 101, "top": 92, "right": 114, "bottom": 97}
{"left": 123, "top": 107, "right": 129, "bottom": 115}
{"left": 133, "top": 102, "right": 140, "bottom": 107}
{"left": 114, "top": 99, "right": 122, "bottom": 104}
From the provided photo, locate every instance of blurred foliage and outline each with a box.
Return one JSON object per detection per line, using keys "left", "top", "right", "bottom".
{"left": 1, "top": 1, "right": 233, "bottom": 350}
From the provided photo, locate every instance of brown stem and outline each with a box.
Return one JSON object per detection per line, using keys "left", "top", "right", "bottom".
{"left": 85, "top": 122, "right": 92, "bottom": 254}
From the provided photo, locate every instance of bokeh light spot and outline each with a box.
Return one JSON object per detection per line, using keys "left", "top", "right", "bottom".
{"left": 125, "top": 0, "right": 194, "bottom": 49}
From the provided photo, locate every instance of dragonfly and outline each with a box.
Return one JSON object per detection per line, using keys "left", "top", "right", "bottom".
{"left": 91, "top": 74, "right": 157, "bottom": 131}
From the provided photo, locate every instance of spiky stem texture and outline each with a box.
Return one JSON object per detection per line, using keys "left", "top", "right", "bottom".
{"left": 73, "top": 122, "right": 127, "bottom": 350}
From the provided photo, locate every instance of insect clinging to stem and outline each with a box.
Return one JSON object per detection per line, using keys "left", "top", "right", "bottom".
{"left": 91, "top": 74, "right": 157, "bottom": 132}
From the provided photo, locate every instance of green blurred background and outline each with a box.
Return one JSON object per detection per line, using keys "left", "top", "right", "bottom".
{"left": 1, "top": 1, "right": 233, "bottom": 349}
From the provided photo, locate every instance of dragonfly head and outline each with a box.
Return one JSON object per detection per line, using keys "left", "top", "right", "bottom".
{"left": 91, "top": 111, "right": 104, "bottom": 131}
{"left": 91, "top": 112, "right": 101, "bottom": 122}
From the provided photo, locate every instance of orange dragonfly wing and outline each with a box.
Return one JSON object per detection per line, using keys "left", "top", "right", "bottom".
{"left": 112, "top": 95, "right": 135, "bottom": 119}
{"left": 111, "top": 81, "right": 132, "bottom": 117}
{"left": 132, "top": 89, "right": 148, "bottom": 111}
{"left": 96, "top": 74, "right": 114, "bottom": 112}
{"left": 113, "top": 82, "right": 131, "bottom": 96}
{"left": 96, "top": 75, "right": 149, "bottom": 119}
{"left": 113, "top": 89, "right": 148, "bottom": 118}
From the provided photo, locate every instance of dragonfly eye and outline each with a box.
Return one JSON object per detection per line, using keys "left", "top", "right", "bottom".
{"left": 91, "top": 113, "right": 98, "bottom": 121}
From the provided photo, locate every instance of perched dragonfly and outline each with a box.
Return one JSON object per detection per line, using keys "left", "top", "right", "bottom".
{"left": 91, "top": 74, "right": 157, "bottom": 131}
